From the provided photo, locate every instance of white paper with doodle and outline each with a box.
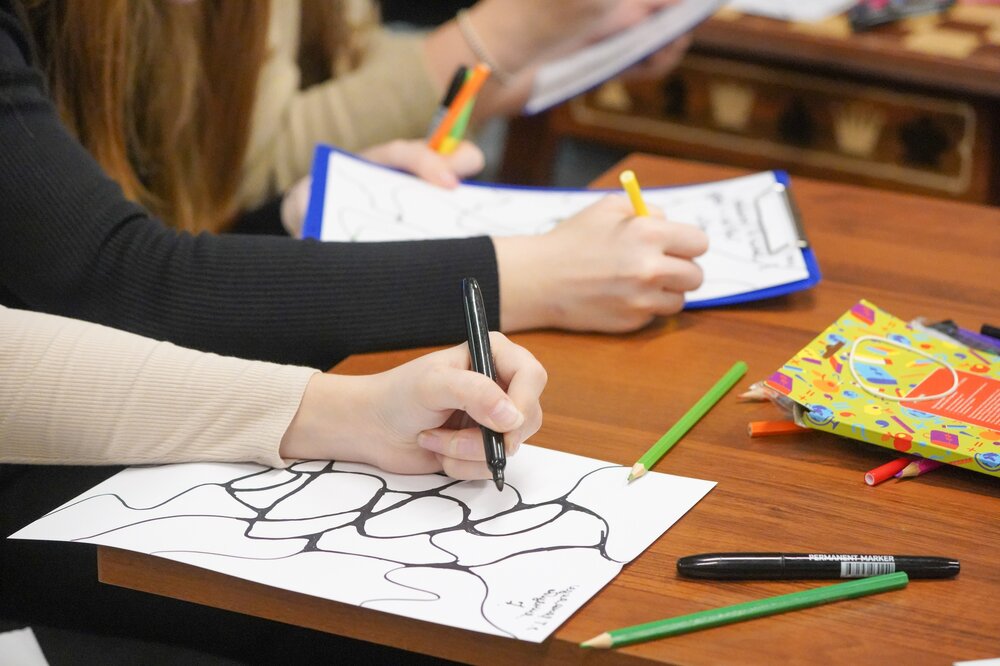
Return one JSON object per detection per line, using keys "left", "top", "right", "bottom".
{"left": 11, "top": 445, "right": 714, "bottom": 642}
{"left": 307, "top": 150, "right": 820, "bottom": 308}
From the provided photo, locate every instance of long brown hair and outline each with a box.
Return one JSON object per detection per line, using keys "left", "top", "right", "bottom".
{"left": 29, "top": 1, "right": 368, "bottom": 233}
{"left": 28, "top": 1, "right": 269, "bottom": 233}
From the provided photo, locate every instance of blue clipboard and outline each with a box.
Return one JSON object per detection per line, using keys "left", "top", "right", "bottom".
{"left": 303, "top": 145, "right": 821, "bottom": 309}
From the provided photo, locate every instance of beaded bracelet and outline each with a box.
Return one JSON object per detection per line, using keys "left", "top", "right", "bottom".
{"left": 455, "top": 9, "right": 511, "bottom": 86}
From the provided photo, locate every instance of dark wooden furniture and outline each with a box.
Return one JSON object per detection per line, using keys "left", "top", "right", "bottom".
{"left": 502, "top": 6, "right": 1000, "bottom": 204}
{"left": 98, "top": 155, "right": 1000, "bottom": 664}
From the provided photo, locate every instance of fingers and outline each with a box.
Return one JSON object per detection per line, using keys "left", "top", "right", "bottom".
{"left": 631, "top": 216, "right": 709, "bottom": 258}
{"left": 418, "top": 426, "right": 520, "bottom": 481}
{"left": 419, "top": 424, "right": 521, "bottom": 462}
{"left": 280, "top": 176, "right": 312, "bottom": 238}
{"left": 486, "top": 333, "right": 546, "bottom": 446}
{"left": 628, "top": 286, "right": 687, "bottom": 318}
{"left": 420, "top": 425, "right": 527, "bottom": 481}
{"left": 444, "top": 141, "right": 486, "bottom": 179}
{"left": 420, "top": 335, "right": 545, "bottom": 442}
{"left": 418, "top": 361, "right": 526, "bottom": 434}
{"left": 662, "top": 220, "right": 709, "bottom": 258}
{"left": 412, "top": 335, "right": 545, "bottom": 481}
{"left": 360, "top": 139, "right": 484, "bottom": 189}
{"left": 652, "top": 254, "right": 704, "bottom": 293}
{"left": 435, "top": 451, "right": 496, "bottom": 482}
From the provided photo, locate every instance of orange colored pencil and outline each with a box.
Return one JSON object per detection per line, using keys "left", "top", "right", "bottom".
{"left": 747, "top": 419, "right": 808, "bottom": 437}
{"left": 428, "top": 63, "right": 491, "bottom": 152}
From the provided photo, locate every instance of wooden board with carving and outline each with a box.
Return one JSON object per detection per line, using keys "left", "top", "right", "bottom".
{"left": 502, "top": 6, "right": 1000, "bottom": 205}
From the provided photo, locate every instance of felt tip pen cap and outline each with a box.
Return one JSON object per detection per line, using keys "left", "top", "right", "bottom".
{"left": 442, "top": 65, "right": 468, "bottom": 107}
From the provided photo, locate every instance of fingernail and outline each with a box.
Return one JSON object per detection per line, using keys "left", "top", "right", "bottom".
{"left": 490, "top": 399, "right": 524, "bottom": 430}
{"left": 417, "top": 431, "right": 442, "bottom": 452}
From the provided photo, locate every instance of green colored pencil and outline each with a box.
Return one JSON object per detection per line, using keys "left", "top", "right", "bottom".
{"left": 628, "top": 360, "right": 748, "bottom": 481}
{"left": 580, "top": 571, "right": 909, "bottom": 649}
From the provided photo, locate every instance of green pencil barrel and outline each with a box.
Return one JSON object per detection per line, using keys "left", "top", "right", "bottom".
{"left": 610, "top": 572, "right": 909, "bottom": 647}
{"left": 637, "top": 360, "right": 748, "bottom": 468}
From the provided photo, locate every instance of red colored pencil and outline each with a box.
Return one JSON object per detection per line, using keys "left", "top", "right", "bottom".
{"left": 864, "top": 456, "right": 911, "bottom": 486}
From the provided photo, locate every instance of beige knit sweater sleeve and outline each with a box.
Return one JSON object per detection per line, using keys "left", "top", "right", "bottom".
{"left": 238, "top": 0, "right": 441, "bottom": 210}
{"left": 0, "top": 306, "right": 318, "bottom": 468}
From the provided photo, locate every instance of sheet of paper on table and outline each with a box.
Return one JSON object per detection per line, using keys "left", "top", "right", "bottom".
{"left": 11, "top": 444, "right": 715, "bottom": 642}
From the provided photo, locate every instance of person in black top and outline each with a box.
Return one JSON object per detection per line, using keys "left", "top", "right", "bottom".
{"left": 0, "top": 0, "right": 703, "bottom": 659}
{"left": 1, "top": 1, "right": 708, "bottom": 370}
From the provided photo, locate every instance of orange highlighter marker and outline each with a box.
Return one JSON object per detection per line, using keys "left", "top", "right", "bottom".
{"left": 428, "top": 63, "right": 491, "bottom": 152}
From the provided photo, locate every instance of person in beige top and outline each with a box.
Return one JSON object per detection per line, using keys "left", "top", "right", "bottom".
{"left": 243, "top": 0, "right": 692, "bottom": 208}
{"left": 0, "top": 305, "right": 545, "bottom": 478}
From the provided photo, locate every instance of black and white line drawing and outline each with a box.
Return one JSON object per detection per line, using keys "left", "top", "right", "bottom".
{"left": 12, "top": 444, "right": 714, "bottom": 641}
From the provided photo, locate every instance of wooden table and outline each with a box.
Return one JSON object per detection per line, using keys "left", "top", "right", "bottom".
{"left": 502, "top": 5, "right": 1000, "bottom": 205}
{"left": 98, "top": 155, "right": 1000, "bottom": 664}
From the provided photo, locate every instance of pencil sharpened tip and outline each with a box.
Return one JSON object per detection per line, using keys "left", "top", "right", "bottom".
{"left": 580, "top": 632, "right": 613, "bottom": 649}
{"left": 493, "top": 469, "right": 504, "bottom": 491}
{"left": 627, "top": 463, "right": 646, "bottom": 482}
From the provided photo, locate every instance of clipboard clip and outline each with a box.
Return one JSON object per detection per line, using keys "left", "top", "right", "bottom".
{"left": 774, "top": 181, "right": 809, "bottom": 249}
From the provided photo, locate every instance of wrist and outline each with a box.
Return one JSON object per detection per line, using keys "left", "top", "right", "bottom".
{"left": 493, "top": 235, "right": 553, "bottom": 332}
{"left": 279, "top": 374, "right": 377, "bottom": 465}
{"left": 455, "top": 9, "right": 512, "bottom": 86}
{"left": 452, "top": 2, "right": 540, "bottom": 78}
{"left": 424, "top": 5, "right": 542, "bottom": 117}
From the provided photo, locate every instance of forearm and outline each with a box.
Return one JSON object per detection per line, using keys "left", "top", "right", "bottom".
{"left": 265, "top": 31, "right": 441, "bottom": 194}
{"left": 0, "top": 307, "right": 316, "bottom": 467}
{"left": 0, "top": 19, "right": 500, "bottom": 368}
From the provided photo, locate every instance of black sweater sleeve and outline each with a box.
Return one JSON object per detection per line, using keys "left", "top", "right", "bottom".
{"left": 0, "top": 2, "right": 500, "bottom": 369}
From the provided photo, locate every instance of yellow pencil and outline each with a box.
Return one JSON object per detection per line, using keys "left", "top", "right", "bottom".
{"left": 619, "top": 169, "right": 649, "bottom": 216}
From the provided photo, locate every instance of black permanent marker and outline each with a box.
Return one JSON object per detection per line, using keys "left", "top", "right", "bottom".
{"left": 677, "top": 553, "right": 960, "bottom": 580}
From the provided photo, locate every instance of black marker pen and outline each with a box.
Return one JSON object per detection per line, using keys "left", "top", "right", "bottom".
{"left": 462, "top": 277, "right": 506, "bottom": 491}
{"left": 677, "top": 553, "right": 960, "bottom": 580}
